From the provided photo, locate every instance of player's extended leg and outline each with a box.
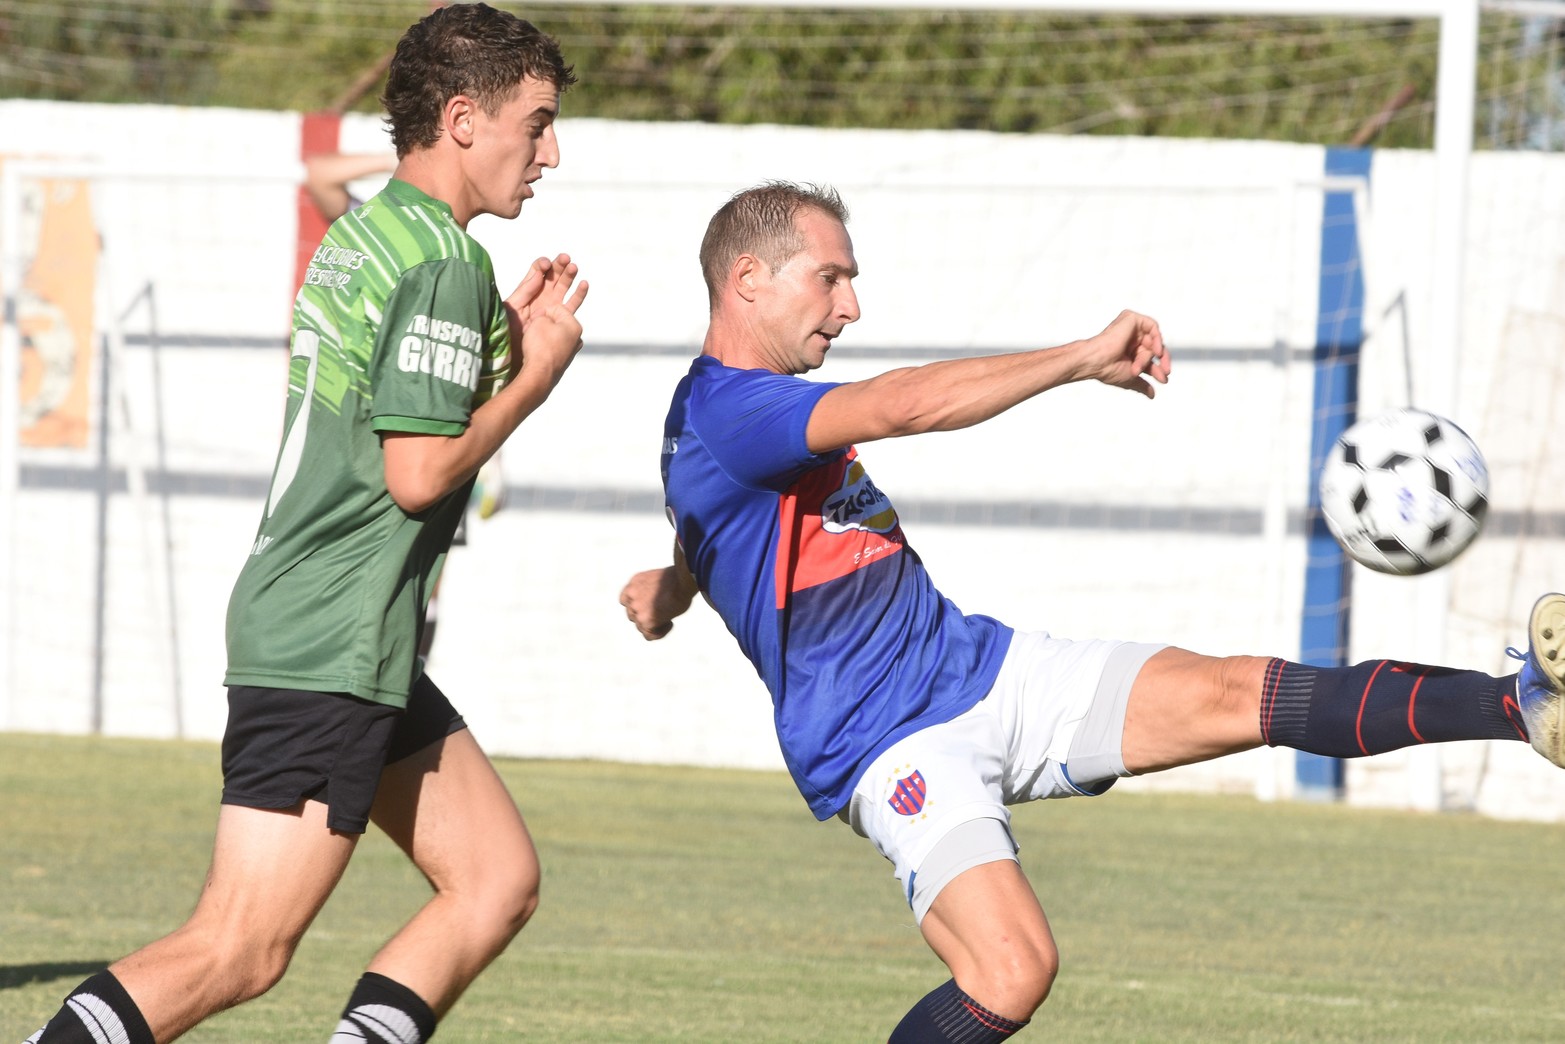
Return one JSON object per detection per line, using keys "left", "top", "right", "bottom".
{"left": 356, "top": 727, "right": 540, "bottom": 1020}
{"left": 30, "top": 801, "right": 358, "bottom": 1043}
{"left": 1119, "top": 638, "right": 1534, "bottom": 776}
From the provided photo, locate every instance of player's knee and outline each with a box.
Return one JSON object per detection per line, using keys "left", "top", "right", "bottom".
{"left": 1215, "top": 654, "right": 1267, "bottom": 720}
{"left": 463, "top": 850, "right": 541, "bottom": 939}
{"left": 495, "top": 862, "right": 541, "bottom": 934}
{"left": 198, "top": 929, "right": 298, "bottom": 1005}
{"left": 237, "top": 951, "right": 292, "bottom": 1001}
{"left": 966, "top": 937, "right": 1059, "bottom": 1019}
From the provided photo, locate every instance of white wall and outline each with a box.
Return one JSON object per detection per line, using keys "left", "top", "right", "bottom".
{"left": 4, "top": 100, "right": 1565, "bottom": 822}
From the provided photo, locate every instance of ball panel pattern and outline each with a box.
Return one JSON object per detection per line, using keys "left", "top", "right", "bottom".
{"left": 1318, "top": 408, "right": 1489, "bottom": 576}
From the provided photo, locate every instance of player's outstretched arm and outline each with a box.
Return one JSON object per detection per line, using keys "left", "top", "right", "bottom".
{"left": 620, "top": 544, "right": 699, "bottom": 641}
{"left": 805, "top": 309, "right": 1167, "bottom": 453}
{"left": 383, "top": 255, "right": 588, "bottom": 514}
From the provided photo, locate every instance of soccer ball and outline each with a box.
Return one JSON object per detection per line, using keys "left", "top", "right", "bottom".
{"left": 1318, "top": 408, "right": 1490, "bottom": 576}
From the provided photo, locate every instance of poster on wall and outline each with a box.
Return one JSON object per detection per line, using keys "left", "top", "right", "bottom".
{"left": 3, "top": 162, "right": 99, "bottom": 450}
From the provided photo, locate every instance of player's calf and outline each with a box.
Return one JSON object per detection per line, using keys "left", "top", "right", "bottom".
{"left": 25, "top": 970, "right": 153, "bottom": 1044}
{"left": 1260, "top": 654, "right": 1523, "bottom": 757}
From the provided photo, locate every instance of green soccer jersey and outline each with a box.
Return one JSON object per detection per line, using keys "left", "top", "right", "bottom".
{"left": 224, "top": 180, "right": 511, "bottom": 707}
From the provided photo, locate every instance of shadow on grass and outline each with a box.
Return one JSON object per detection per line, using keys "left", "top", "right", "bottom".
{"left": 0, "top": 962, "right": 108, "bottom": 991}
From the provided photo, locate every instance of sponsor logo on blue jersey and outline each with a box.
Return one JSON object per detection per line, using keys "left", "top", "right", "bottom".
{"left": 823, "top": 459, "right": 896, "bottom": 534}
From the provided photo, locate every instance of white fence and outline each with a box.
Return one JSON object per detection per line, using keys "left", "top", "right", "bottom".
{"left": 3, "top": 99, "right": 1565, "bottom": 821}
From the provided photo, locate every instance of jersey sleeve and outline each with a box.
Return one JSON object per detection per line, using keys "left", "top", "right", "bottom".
{"left": 369, "top": 258, "right": 503, "bottom": 436}
{"left": 697, "top": 369, "right": 842, "bottom": 491}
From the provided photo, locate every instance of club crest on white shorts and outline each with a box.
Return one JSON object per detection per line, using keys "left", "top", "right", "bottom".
{"left": 888, "top": 767, "right": 928, "bottom": 816}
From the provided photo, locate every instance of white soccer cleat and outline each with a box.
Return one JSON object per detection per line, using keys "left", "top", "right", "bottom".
{"left": 1510, "top": 592, "right": 1565, "bottom": 768}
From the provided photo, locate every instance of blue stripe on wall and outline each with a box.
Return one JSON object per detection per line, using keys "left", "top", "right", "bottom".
{"left": 1295, "top": 146, "right": 1372, "bottom": 799}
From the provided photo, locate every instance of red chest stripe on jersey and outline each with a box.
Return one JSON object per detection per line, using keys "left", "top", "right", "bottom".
{"left": 774, "top": 449, "right": 905, "bottom": 609}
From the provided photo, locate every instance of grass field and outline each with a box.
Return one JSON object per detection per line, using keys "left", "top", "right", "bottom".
{"left": 5, "top": 733, "right": 1565, "bottom": 1042}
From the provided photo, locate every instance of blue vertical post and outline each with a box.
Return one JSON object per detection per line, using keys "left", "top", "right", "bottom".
{"left": 1296, "top": 147, "right": 1371, "bottom": 801}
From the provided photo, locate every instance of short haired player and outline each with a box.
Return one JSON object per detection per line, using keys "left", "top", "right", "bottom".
{"left": 28, "top": 6, "right": 586, "bottom": 1041}
{"left": 619, "top": 180, "right": 1565, "bottom": 1042}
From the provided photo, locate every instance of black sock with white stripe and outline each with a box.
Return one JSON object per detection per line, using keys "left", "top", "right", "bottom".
{"left": 887, "top": 978, "right": 1029, "bottom": 1043}
{"left": 331, "top": 972, "right": 437, "bottom": 1044}
{"left": 27, "top": 969, "right": 154, "bottom": 1044}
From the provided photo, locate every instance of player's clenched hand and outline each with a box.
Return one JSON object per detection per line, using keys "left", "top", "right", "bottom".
{"left": 1082, "top": 309, "right": 1169, "bottom": 398}
{"left": 620, "top": 566, "right": 696, "bottom": 641}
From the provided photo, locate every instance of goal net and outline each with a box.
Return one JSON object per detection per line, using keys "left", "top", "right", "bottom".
{"left": 0, "top": 148, "right": 299, "bottom": 742}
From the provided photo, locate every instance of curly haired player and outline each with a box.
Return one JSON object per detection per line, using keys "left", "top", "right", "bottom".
{"left": 27, "top": 6, "right": 586, "bottom": 1041}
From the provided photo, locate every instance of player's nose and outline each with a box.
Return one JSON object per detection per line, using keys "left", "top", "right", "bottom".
{"left": 536, "top": 125, "right": 560, "bottom": 169}
{"left": 839, "top": 281, "right": 861, "bottom": 324}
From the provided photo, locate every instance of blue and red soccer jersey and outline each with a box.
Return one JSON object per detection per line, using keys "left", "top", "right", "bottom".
{"left": 661, "top": 355, "right": 1013, "bottom": 819}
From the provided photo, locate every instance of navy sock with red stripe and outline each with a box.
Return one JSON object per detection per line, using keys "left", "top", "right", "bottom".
{"left": 1260, "top": 657, "right": 1526, "bottom": 757}
{"left": 888, "top": 978, "right": 1028, "bottom": 1043}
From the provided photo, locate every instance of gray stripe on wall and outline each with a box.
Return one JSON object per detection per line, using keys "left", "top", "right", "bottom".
{"left": 18, "top": 466, "right": 1564, "bottom": 539}
{"left": 125, "top": 334, "right": 1309, "bottom": 365}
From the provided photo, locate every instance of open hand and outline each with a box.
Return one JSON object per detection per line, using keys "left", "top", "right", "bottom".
{"left": 505, "top": 253, "right": 589, "bottom": 389}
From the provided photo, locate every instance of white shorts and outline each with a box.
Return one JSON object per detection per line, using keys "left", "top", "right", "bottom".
{"left": 836, "top": 631, "right": 1164, "bottom": 922}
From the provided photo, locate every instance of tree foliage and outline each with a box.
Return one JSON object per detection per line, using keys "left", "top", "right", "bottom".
{"left": 2, "top": 1, "right": 1561, "bottom": 149}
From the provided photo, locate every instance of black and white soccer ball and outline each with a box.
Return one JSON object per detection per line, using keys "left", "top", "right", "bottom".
{"left": 1318, "top": 408, "right": 1490, "bottom": 576}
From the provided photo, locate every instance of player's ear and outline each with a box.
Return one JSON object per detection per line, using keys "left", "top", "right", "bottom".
{"left": 732, "top": 253, "right": 763, "bottom": 303}
{"left": 445, "top": 95, "right": 478, "bottom": 147}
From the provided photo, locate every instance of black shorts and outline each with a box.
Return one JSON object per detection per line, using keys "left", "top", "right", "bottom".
{"left": 220, "top": 674, "right": 466, "bottom": 834}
